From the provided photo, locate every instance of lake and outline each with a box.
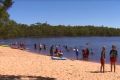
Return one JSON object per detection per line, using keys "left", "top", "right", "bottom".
{"left": 0, "top": 37, "right": 120, "bottom": 64}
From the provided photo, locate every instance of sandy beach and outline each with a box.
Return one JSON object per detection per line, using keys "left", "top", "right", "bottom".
{"left": 0, "top": 46, "right": 120, "bottom": 80}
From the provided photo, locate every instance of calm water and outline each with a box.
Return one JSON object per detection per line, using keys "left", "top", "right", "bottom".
{"left": 0, "top": 37, "right": 120, "bottom": 64}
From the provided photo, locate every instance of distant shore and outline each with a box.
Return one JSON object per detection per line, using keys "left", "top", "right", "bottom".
{"left": 0, "top": 46, "right": 120, "bottom": 80}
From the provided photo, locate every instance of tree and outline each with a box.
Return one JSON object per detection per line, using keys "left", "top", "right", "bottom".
{"left": 0, "top": 0, "right": 13, "bottom": 25}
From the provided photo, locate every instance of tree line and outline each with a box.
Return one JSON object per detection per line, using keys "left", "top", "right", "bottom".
{"left": 0, "top": 0, "right": 120, "bottom": 39}
{"left": 1, "top": 21, "right": 120, "bottom": 39}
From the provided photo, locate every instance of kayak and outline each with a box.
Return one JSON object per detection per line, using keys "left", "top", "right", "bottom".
{"left": 51, "top": 56, "right": 67, "bottom": 60}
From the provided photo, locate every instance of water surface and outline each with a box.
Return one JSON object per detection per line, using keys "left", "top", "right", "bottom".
{"left": 0, "top": 37, "right": 120, "bottom": 64}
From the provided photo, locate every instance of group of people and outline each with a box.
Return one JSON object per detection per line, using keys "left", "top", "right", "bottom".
{"left": 49, "top": 44, "right": 118, "bottom": 73}
{"left": 33, "top": 43, "right": 92, "bottom": 59}
{"left": 50, "top": 45, "right": 64, "bottom": 58}
{"left": 10, "top": 42, "right": 26, "bottom": 50}
{"left": 48, "top": 44, "right": 118, "bottom": 73}
{"left": 100, "top": 45, "right": 118, "bottom": 73}
{"left": 34, "top": 43, "right": 47, "bottom": 51}
{"left": 49, "top": 44, "right": 91, "bottom": 59}
{"left": 73, "top": 47, "right": 89, "bottom": 60}
{"left": 34, "top": 43, "right": 64, "bottom": 57}
{"left": 10, "top": 42, "right": 118, "bottom": 73}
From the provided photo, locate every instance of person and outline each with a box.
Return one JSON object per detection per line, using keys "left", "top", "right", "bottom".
{"left": 39, "top": 43, "right": 42, "bottom": 51}
{"left": 58, "top": 50, "right": 63, "bottom": 58}
{"left": 54, "top": 47, "right": 59, "bottom": 57}
{"left": 64, "top": 45, "right": 69, "bottom": 52}
{"left": 50, "top": 45, "right": 54, "bottom": 56}
{"left": 34, "top": 43, "right": 37, "bottom": 50}
{"left": 19, "top": 42, "right": 25, "bottom": 50}
{"left": 85, "top": 48, "right": 89, "bottom": 59}
{"left": 90, "top": 48, "right": 94, "bottom": 55}
{"left": 82, "top": 48, "right": 89, "bottom": 60}
{"left": 110, "top": 45, "right": 118, "bottom": 72}
{"left": 82, "top": 49, "right": 86, "bottom": 59}
{"left": 43, "top": 44, "right": 47, "bottom": 50}
{"left": 100, "top": 47, "right": 106, "bottom": 73}
{"left": 73, "top": 48, "right": 79, "bottom": 60}
{"left": 22, "top": 42, "right": 26, "bottom": 49}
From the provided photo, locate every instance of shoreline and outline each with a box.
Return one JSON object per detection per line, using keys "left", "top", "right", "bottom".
{"left": 0, "top": 46, "right": 120, "bottom": 80}
{"left": 25, "top": 47, "right": 120, "bottom": 65}
{"left": 3, "top": 44, "right": 120, "bottom": 65}
{"left": 1, "top": 45, "right": 120, "bottom": 65}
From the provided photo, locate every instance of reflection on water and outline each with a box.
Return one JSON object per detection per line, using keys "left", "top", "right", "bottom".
{"left": 0, "top": 37, "right": 120, "bottom": 64}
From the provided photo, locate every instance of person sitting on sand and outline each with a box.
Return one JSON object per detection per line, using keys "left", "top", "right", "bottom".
{"left": 54, "top": 47, "right": 59, "bottom": 56}
{"left": 110, "top": 45, "right": 118, "bottom": 72}
{"left": 58, "top": 50, "right": 63, "bottom": 58}
{"left": 100, "top": 46, "right": 106, "bottom": 73}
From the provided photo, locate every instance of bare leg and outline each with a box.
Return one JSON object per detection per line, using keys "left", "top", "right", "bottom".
{"left": 103, "top": 64, "right": 105, "bottom": 73}
{"left": 76, "top": 55, "right": 78, "bottom": 60}
{"left": 114, "top": 62, "right": 116, "bottom": 72}
{"left": 100, "top": 65, "right": 102, "bottom": 72}
{"left": 100, "top": 65, "right": 104, "bottom": 73}
{"left": 111, "top": 63, "right": 112, "bottom": 72}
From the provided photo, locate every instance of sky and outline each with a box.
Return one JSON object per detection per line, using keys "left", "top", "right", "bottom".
{"left": 8, "top": 0, "right": 120, "bottom": 28}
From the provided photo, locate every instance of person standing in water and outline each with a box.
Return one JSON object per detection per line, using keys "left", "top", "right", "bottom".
{"left": 43, "top": 44, "right": 47, "bottom": 50}
{"left": 50, "top": 45, "right": 54, "bottom": 56}
{"left": 85, "top": 48, "right": 89, "bottom": 59}
{"left": 73, "top": 48, "right": 79, "bottom": 60}
{"left": 64, "top": 45, "right": 69, "bottom": 52}
{"left": 34, "top": 43, "right": 37, "bottom": 50}
{"left": 110, "top": 45, "right": 118, "bottom": 72}
{"left": 100, "top": 47, "right": 106, "bottom": 73}
{"left": 39, "top": 43, "right": 42, "bottom": 51}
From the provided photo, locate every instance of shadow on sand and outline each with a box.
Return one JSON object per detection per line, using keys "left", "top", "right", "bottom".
{"left": 0, "top": 75, "right": 56, "bottom": 80}
{"left": 86, "top": 71, "right": 111, "bottom": 73}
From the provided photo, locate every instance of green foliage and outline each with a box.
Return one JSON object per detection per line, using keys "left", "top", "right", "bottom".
{"left": 1, "top": 21, "right": 120, "bottom": 39}
{"left": 3, "top": 0, "right": 13, "bottom": 10}
{"left": 0, "top": 0, "right": 13, "bottom": 25}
